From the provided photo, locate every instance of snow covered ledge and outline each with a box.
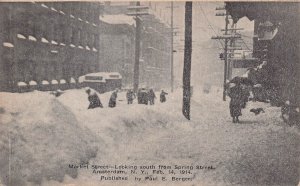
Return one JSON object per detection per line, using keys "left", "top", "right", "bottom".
{"left": 17, "top": 82, "right": 27, "bottom": 87}
{"left": 29, "top": 80, "right": 37, "bottom": 86}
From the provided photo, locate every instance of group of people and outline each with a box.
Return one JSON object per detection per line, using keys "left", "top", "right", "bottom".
{"left": 85, "top": 88, "right": 118, "bottom": 109}
{"left": 129, "top": 89, "right": 168, "bottom": 105}
{"left": 86, "top": 88, "right": 168, "bottom": 109}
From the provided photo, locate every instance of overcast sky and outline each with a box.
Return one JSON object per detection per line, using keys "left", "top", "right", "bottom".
{"left": 110, "top": 1, "right": 255, "bottom": 87}
{"left": 142, "top": 2, "right": 254, "bottom": 87}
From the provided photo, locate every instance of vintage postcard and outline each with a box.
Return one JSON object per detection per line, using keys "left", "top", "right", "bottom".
{"left": 0, "top": 1, "right": 299, "bottom": 186}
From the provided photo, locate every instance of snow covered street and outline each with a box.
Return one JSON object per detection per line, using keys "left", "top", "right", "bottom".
{"left": 0, "top": 88, "right": 299, "bottom": 186}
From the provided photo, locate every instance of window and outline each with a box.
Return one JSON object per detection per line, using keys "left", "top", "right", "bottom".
{"left": 17, "top": 34, "right": 26, "bottom": 39}
{"left": 41, "top": 37, "right": 49, "bottom": 43}
{"left": 3, "top": 42, "right": 14, "bottom": 48}
{"left": 109, "top": 75, "right": 119, "bottom": 78}
{"left": 85, "top": 76, "right": 103, "bottom": 81}
{"left": 28, "top": 35, "right": 37, "bottom": 42}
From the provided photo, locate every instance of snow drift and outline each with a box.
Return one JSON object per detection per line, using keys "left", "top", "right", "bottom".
{"left": 0, "top": 91, "right": 99, "bottom": 185}
{"left": 0, "top": 87, "right": 298, "bottom": 186}
{"left": 0, "top": 89, "right": 187, "bottom": 185}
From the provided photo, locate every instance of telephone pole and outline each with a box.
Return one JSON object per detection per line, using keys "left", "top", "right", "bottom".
{"left": 133, "top": 2, "right": 141, "bottom": 93}
{"left": 227, "top": 22, "right": 238, "bottom": 80}
{"left": 170, "top": 1, "right": 174, "bottom": 92}
{"left": 182, "top": 1, "right": 192, "bottom": 120}
{"left": 212, "top": 6, "right": 241, "bottom": 101}
{"left": 127, "top": 2, "right": 149, "bottom": 92}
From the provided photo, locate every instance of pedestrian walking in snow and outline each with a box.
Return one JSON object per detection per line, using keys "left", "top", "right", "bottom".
{"left": 126, "top": 89, "right": 135, "bottom": 104}
{"left": 109, "top": 90, "right": 118, "bottom": 108}
{"left": 228, "top": 83, "right": 243, "bottom": 123}
{"left": 240, "top": 84, "right": 251, "bottom": 109}
{"left": 160, "top": 90, "right": 168, "bottom": 103}
{"left": 50, "top": 89, "right": 64, "bottom": 97}
{"left": 148, "top": 89, "right": 156, "bottom": 105}
{"left": 137, "top": 88, "right": 148, "bottom": 105}
{"left": 86, "top": 88, "right": 103, "bottom": 109}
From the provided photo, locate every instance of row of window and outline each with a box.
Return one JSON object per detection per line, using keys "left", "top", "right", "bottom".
{"left": 12, "top": 23, "right": 99, "bottom": 48}
{"left": 38, "top": 3, "right": 100, "bottom": 28}
{"left": 3, "top": 34, "right": 98, "bottom": 53}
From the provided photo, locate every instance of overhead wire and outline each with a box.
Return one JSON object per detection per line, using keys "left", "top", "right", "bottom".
{"left": 198, "top": 3, "right": 253, "bottom": 51}
{"left": 198, "top": 4, "right": 225, "bottom": 49}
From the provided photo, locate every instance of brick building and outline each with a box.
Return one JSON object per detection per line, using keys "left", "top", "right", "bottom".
{"left": 99, "top": 15, "right": 135, "bottom": 87}
{"left": 0, "top": 2, "right": 172, "bottom": 91}
{"left": 0, "top": 2, "right": 103, "bottom": 91}
{"left": 100, "top": 2, "right": 171, "bottom": 90}
{"left": 142, "top": 14, "right": 171, "bottom": 89}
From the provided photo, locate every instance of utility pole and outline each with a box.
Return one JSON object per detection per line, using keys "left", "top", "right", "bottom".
{"left": 227, "top": 23, "right": 237, "bottom": 80}
{"left": 212, "top": 6, "right": 229, "bottom": 101}
{"left": 182, "top": 1, "right": 192, "bottom": 120}
{"left": 212, "top": 6, "right": 241, "bottom": 101}
{"left": 223, "top": 10, "right": 230, "bottom": 101}
{"left": 133, "top": 2, "right": 141, "bottom": 93}
{"left": 166, "top": 2, "right": 179, "bottom": 92}
{"left": 170, "top": 1, "right": 174, "bottom": 92}
{"left": 127, "top": 2, "right": 149, "bottom": 92}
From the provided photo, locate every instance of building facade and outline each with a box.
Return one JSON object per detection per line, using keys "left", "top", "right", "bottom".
{"left": 226, "top": 2, "right": 300, "bottom": 124}
{"left": 0, "top": 2, "right": 172, "bottom": 92}
{"left": 99, "top": 20, "right": 135, "bottom": 87}
{"left": 0, "top": 2, "right": 103, "bottom": 91}
{"left": 100, "top": 2, "right": 171, "bottom": 90}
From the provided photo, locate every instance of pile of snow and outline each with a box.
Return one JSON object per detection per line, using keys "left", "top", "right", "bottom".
{"left": 51, "top": 80, "right": 58, "bottom": 84}
{"left": 42, "top": 80, "right": 49, "bottom": 85}
{"left": 17, "top": 82, "right": 27, "bottom": 86}
{"left": 17, "top": 34, "right": 26, "bottom": 39}
{"left": 0, "top": 88, "right": 189, "bottom": 185}
{"left": 0, "top": 91, "right": 99, "bottom": 185}
{"left": 3, "top": 42, "right": 14, "bottom": 48}
{"left": 28, "top": 35, "right": 37, "bottom": 42}
{"left": 29, "top": 80, "right": 37, "bottom": 86}
{"left": 1, "top": 87, "right": 296, "bottom": 186}
{"left": 60, "top": 79, "right": 66, "bottom": 84}
{"left": 58, "top": 88, "right": 186, "bottom": 133}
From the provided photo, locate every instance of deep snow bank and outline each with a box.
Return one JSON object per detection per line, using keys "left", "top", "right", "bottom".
{"left": 0, "top": 89, "right": 189, "bottom": 185}
{"left": 57, "top": 89, "right": 188, "bottom": 147}
{"left": 0, "top": 91, "right": 99, "bottom": 185}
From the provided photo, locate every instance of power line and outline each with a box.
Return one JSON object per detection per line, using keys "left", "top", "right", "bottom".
{"left": 198, "top": 4, "right": 224, "bottom": 49}
{"left": 238, "top": 33, "right": 253, "bottom": 38}
{"left": 239, "top": 38, "right": 251, "bottom": 50}
{"left": 235, "top": 33, "right": 252, "bottom": 50}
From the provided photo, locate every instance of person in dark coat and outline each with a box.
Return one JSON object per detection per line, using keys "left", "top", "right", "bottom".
{"left": 228, "top": 83, "right": 243, "bottom": 123}
{"left": 126, "top": 89, "right": 135, "bottom": 104}
{"left": 148, "top": 89, "right": 156, "bottom": 105}
{"left": 240, "top": 84, "right": 251, "bottom": 109}
{"left": 86, "top": 88, "right": 103, "bottom": 109}
{"left": 109, "top": 90, "right": 118, "bottom": 108}
{"left": 160, "top": 90, "right": 168, "bottom": 103}
{"left": 50, "top": 89, "right": 64, "bottom": 97}
{"left": 137, "top": 88, "right": 148, "bottom": 105}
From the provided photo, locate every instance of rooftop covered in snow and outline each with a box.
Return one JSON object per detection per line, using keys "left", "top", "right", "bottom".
{"left": 99, "top": 14, "right": 135, "bottom": 26}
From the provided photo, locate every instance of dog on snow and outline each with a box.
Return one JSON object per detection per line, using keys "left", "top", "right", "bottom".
{"left": 250, "top": 108, "right": 265, "bottom": 115}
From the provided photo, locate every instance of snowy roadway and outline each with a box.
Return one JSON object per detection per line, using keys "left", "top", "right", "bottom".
{"left": 0, "top": 88, "right": 299, "bottom": 186}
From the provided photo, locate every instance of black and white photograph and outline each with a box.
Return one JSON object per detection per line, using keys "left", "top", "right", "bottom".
{"left": 0, "top": 1, "right": 299, "bottom": 186}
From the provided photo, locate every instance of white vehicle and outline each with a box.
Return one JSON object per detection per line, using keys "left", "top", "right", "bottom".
{"left": 79, "top": 72, "right": 122, "bottom": 93}
{"left": 79, "top": 72, "right": 106, "bottom": 93}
